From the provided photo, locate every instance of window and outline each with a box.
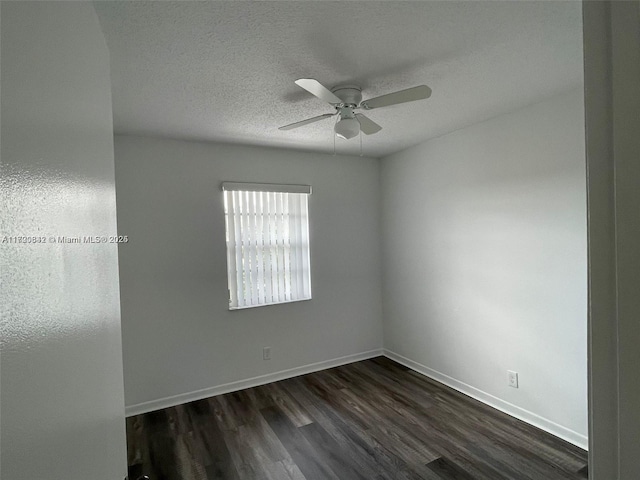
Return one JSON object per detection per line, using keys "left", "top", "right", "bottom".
{"left": 222, "top": 182, "right": 312, "bottom": 309}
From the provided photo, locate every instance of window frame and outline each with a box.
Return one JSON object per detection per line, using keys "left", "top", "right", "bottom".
{"left": 222, "top": 182, "right": 312, "bottom": 310}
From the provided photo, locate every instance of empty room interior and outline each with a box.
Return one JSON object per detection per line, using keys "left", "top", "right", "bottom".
{"left": 3, "top": 1, "right": 639, "bottom": 480}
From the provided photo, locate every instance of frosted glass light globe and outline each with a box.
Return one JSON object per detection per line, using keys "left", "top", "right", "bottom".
{"left": 334, "top": 117, "right": 360, "bottom": 140}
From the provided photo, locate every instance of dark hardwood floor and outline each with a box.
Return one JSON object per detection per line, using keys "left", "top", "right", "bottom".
{"left": 126, "top": 357, "right": 588, "bottom": 480}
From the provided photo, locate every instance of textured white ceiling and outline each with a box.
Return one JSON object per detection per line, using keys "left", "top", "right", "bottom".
{"left": 94, "top": 1, "right": 583, "bottom": 158}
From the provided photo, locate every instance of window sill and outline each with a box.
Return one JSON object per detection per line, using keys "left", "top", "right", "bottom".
{"left": 229, "top": 297, "right": 312, "bottom": 311}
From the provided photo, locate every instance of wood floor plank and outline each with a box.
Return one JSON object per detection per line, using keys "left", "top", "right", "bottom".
{"left": 337, "top": 386, "right": 442, "bottom": 462}
{"left": 298, "top": 421, "right": 372, "bottom": 480}
{"left": 266, "top": 382, "right": 314, "bottom": 427}
{"left": 577, "top": 465, "right": 589, "bottom": 478}
{"left": 284, "top": 377, "right": 427, "bottom": 480}
{"left": 278, "top": 457, "right": 308, "bottom": 480}
{"left": 125, "top": 357, "right": 588, "bottom": 480}
{"left": 242, "top": 415, "right": 291, "bottom": 463}
{"left": 191, "top": 402, "right": 239, "bottom": 480}
{"left": 295, "top": 376, "right": 451, "bottom": 479}
{"left": 245, "top": 385, "right": 276, "bottom": 410}
{"left": 174, "top": 434, "right": 209, "bottom": 480}
{"left": 426, "top": 456, "right": 475, "bottom": 479}
{"left": 358, "top": 361, "right": 584, "bottom": 479}
{"left": 126, "top": 415, "right": 145, "bottom": 466}
{"left": 261, "top": 405, "right": 340, "bottom": 480}
{"left": 209, "top": 393, "right": 252, "bottom": 431}
{"left": 127, "top": 462, "right": 146, "bottom": 480}
{"left": 221, "top": 424, "right": 262, "bottom": 480}
{"left": 180, "top": 430, "right": 215, "bottom": 475}
{"left": 146, "top": 429, "right": 180, "bottom": 479}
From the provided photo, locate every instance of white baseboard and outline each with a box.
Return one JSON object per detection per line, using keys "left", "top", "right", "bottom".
{"left": 383, "top": 349, "right": 588, "bottom": 450}
{"left": 125, "top": 348, "right": 383, "bottom": 417}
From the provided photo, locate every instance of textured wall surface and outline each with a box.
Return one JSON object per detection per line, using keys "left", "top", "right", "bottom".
{"left": 380, "top": 89, "right": 588, "bottom": 447}
{"left": 0, "top": 2, "right": 127, "bottom": 479}
{"left": 114, "top": 136, "right": 383, "bottom": 410}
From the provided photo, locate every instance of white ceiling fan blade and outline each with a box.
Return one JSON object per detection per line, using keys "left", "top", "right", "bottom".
{"left": 356, "top": 114, "right": 382, "bottom": 135}
{"left": 295, "top": 78, "right": 343, "bottom": 105}
{"left": 278, "top": 113, "right": 335, "bottom": 131}
{"left": 361, "top": 85, "right": 432, "bottom": 110}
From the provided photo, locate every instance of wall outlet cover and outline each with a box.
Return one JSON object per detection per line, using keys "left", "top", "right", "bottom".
{"left": 508, "top": 370, "right": 519, "bottom": 388}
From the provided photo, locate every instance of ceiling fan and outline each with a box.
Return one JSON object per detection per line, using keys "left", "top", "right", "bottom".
{"left": 279, "top": 79, "right": 432, "bottom": 140}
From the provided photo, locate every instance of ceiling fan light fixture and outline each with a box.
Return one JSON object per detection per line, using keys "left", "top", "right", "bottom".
{"left": 279, "top": 79, "right": 431, "bottom": 142}
{"left": 334, "top": 117, "right": 360, "bottom": 140}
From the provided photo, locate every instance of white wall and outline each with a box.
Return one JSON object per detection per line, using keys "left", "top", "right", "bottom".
{"left": 114, "top": 136, "right": 383, "bottom": 412}
{"left": 0, "top": 3, "right": 127, "bottom": 479}
{"left": 380, "top": 89, "right": 588, "bottom": 447}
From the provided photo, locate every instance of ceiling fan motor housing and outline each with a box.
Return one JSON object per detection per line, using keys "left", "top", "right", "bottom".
{"left": 331, "top": 85, "right": 362, "bottom": 107}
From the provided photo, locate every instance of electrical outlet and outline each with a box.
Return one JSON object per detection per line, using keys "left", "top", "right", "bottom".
{"left": 508, "top": 370, "right": 519, "bottom": 388}
{"left": 263, "top": 347, "right": 272, "bottom": 361}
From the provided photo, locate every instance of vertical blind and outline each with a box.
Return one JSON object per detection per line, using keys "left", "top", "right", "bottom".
{"left": 222, "top": 183, "right": 312, "bottom": 309}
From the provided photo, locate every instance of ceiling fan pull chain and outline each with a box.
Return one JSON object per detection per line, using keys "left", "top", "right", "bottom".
{"left": 333, "top": 116, "right": 338, "bottom": 156}
{"left": 359, "top": 129, "right": 363, "bottom": 157}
